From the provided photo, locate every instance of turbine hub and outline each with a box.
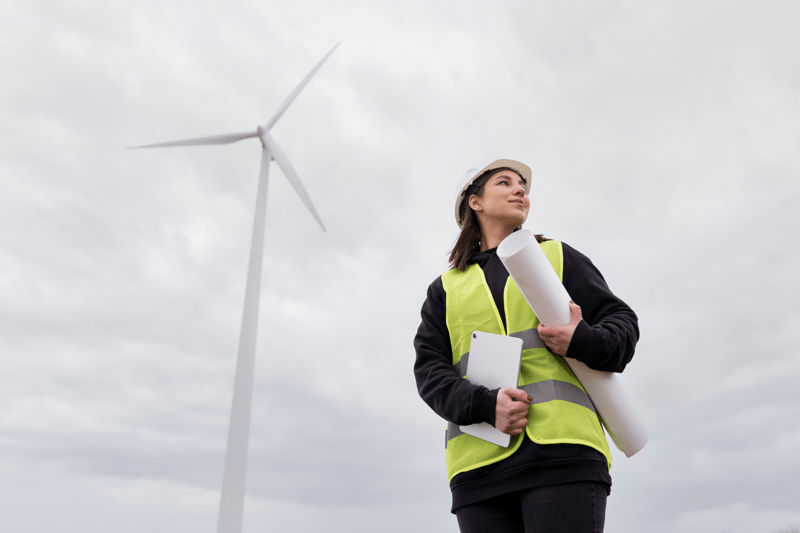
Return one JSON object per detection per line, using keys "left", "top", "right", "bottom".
{"left": 256, "top": 125, "right": 266, "bottom": 147}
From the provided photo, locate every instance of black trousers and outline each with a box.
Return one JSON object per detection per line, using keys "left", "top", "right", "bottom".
{"left": 455, "top": 482, "right": 607, "bottom": 533}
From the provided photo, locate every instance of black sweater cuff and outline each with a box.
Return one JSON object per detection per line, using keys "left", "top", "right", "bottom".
{"left": 480, "top": 388, "right": 499, "bottom": 427}
{"left": 566, "top": 320, "right": 594, "bottom": 364}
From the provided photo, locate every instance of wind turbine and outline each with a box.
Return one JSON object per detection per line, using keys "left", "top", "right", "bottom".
{"left": 130, "top": 44, "right": 338, "bottom": 533}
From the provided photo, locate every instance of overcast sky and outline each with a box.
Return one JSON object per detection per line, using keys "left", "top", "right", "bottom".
{"left": 2, "top": 1, "right": 799, "bottom": 532}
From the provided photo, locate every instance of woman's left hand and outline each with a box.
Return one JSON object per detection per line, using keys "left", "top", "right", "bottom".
{"left": 537, "top": 301, "right": 582, "bottom": 356}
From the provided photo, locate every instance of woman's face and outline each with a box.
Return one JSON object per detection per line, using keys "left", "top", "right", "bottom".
{"left": 468, "top": 170, "right": 530, "bottom": 230}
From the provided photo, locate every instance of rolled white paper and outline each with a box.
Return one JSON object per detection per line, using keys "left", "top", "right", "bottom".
{"left": 497, "top": 230, "right": 648, "bottom": 458}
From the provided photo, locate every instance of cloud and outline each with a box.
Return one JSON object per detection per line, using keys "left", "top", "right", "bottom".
{"left": 2, "top": 1, "right": 799, "bottom": 532}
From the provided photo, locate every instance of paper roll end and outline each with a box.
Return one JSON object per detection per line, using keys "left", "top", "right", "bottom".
{"left": 497, "top": 229, "right": 534, "bottom": 260}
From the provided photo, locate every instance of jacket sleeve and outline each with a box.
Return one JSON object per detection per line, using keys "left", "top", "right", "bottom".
{"left": 561, "top": 243, "right": 640, "bottom": 373}
{"left": 413, "top": 276, "right": 498, "bottom": 426}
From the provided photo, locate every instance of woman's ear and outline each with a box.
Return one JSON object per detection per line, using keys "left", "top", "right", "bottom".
{"left": 468, "top": 194, "right": 482, "bottom": 212}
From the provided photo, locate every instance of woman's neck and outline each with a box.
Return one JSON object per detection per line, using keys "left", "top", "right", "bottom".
{"left": 479, "top": 225, "right": 516, "bottom": 251}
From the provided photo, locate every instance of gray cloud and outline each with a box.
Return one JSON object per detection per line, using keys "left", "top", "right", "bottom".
{"left": 2, "top": 1, "right": 800, "bottom": 532}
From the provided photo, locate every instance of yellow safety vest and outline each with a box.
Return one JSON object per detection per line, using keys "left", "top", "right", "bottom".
{"left": 441, "top": 240, "right": 612, "bottom": 481}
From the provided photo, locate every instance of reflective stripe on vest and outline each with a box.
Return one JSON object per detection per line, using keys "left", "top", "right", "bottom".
{"left": 452, "top": 327, "right": 547, "bottom": 378}
{"left": 441, "top": 240, "right": 612, "bottom": 481}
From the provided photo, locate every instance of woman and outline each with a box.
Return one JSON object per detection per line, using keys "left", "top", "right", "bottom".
{"left": 413, "top": 159, "right": 639, "bottom": 533}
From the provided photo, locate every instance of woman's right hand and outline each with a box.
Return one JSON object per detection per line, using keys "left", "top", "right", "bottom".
{"left": 495, "top": 387, "right": 532, "bottom": 435}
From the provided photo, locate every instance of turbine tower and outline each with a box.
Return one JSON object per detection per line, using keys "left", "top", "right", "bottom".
{"left": 130, "top": 44, "right": 338, "bottom": 533}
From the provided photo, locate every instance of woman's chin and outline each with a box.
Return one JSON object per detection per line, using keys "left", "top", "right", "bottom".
{"left": 505, "top": 214, "right": 527, "bottom": 228}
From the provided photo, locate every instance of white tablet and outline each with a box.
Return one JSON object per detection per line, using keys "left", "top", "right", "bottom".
{"left": 459, "top": 331, "right": 523, "bottom": 447}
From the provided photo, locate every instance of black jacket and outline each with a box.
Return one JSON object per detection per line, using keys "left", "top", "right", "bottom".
{"left": 413, "top": 241, "right": 639, "bottom": 511}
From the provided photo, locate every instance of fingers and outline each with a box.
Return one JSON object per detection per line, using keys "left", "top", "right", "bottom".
{"left": 537, "top": 304, "right": 580, "bottom": 356}
{"left": 501, "top": 387, "right": 532, "bottom": 404}
{"left": 537, "top": 323, "right": 559, "bottom": 351}
{"left": 568, "top": 301, "right": 583, "bottom": 323}
{"left": 537, "top": 322, "right": 550, "bottom": 340}
{"left": 496, "top": 388, "right": 532, "bottom": 435}
{"left": 500, "top": 413, "right": 528, "bottom": 435}
{"left": 497, "top": 413, "right": 528, "bottom": 435}
{"left": 505, "top": 422, "right": 527, "bottom": 436}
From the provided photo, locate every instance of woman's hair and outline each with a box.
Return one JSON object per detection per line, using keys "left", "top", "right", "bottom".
{"left": 449, "top": 200, "right": 483, "bottom": 271}
{"left": 448, "top": 167, "right": 547, "bottom": 271}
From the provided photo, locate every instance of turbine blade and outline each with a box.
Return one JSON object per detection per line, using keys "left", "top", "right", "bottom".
{"left": 128, "top": 131, "right": 259, "bottom": 149}
{"left": 264, "top": 43, "right": 340, "bottom": 131}
{"left": 261, "top": 133, "right": 326, "bottom": 232}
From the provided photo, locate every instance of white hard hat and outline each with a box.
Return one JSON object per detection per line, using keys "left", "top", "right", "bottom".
{"left": 454, "top": 159, "right": 532, "bottom": 229}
